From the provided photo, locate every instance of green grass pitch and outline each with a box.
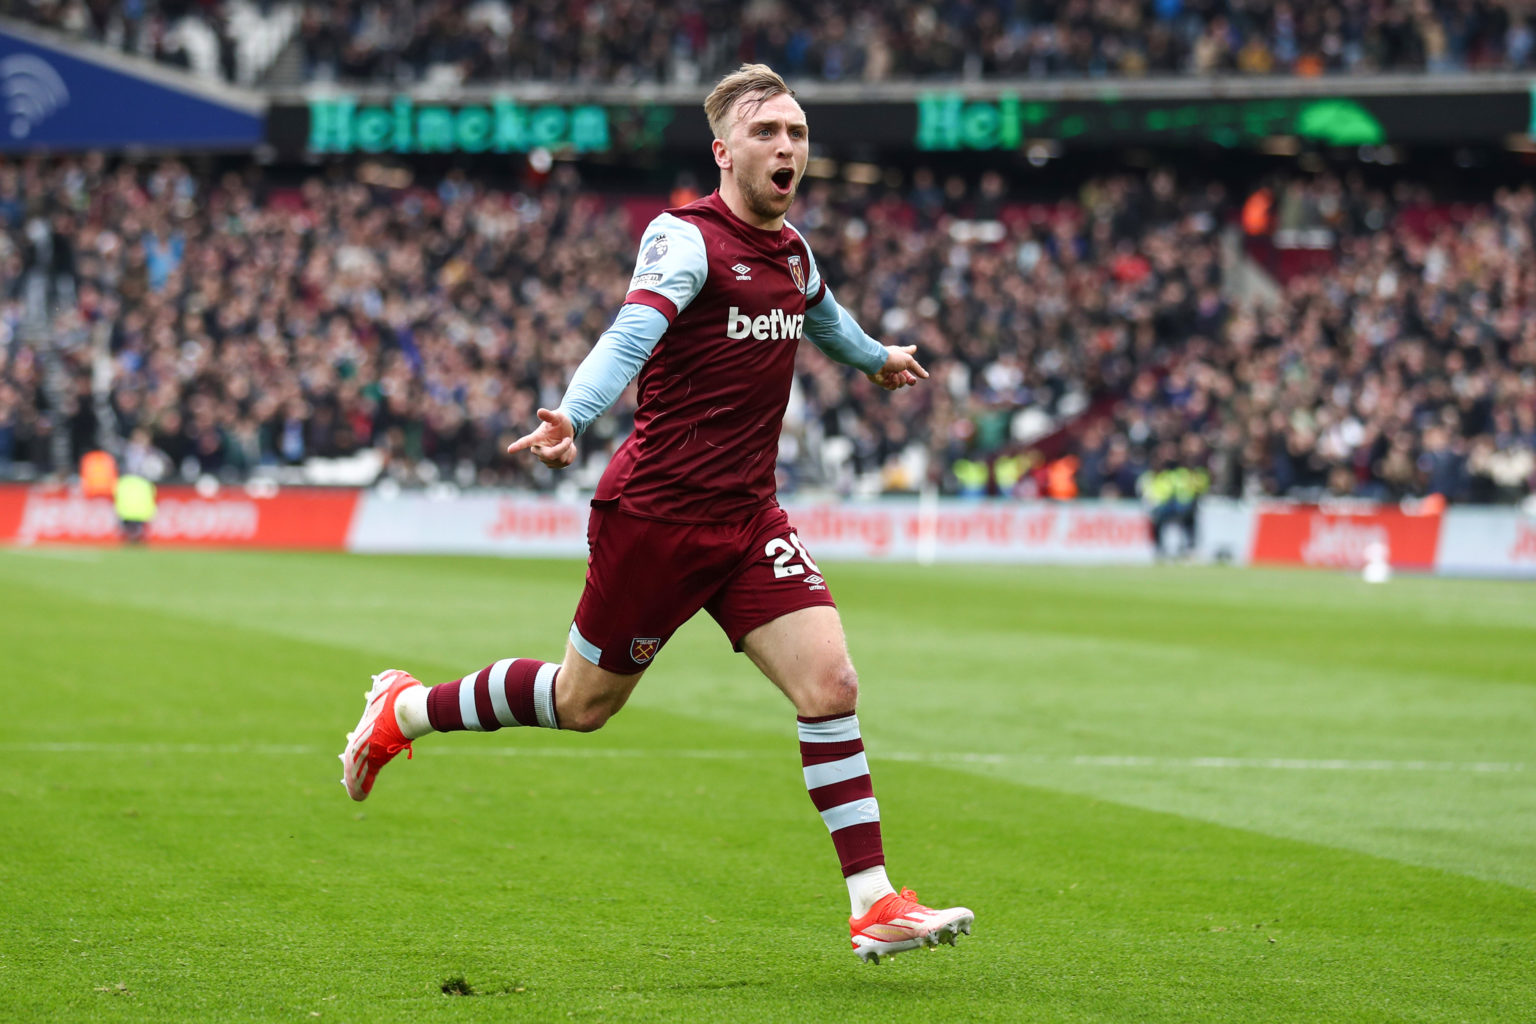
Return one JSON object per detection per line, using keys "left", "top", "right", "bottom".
{"left": 1, "top": 548, "right": 1532, "bottom": 1023}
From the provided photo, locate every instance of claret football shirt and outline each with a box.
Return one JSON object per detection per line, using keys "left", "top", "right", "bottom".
{"left": 581, "top": 191, "right": 885, "bottom": 524}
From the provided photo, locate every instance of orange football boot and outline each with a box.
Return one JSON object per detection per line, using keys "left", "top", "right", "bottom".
{"left": 849, "top": 888, "right": 974, "bottom": 963}
{"left": 340, "top": 670, "right": 421, "bottom": 801}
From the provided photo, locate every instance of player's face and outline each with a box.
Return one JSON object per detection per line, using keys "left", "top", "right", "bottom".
{"left": 724, "top": 93, "right": 809, "bottom": 225}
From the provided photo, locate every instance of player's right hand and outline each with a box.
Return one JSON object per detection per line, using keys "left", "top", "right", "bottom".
{"left": 507, "top": 408, "right": 577, "bottom": 469}
{"left": 867, "top": 344, "right": 929, "bottom": 391}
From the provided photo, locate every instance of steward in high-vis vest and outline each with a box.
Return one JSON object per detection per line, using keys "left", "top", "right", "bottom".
{"left": 114, "top": 474, "right": 157, "bottom": 544}
{"left": 992, "top": 453, "right": 1028, "bottom": 496}
{"left": 1137, "top": 457, "right": 1209, "bottom": 560}
{"left": 951, "top": 457, "right": 990, "bottom": 497}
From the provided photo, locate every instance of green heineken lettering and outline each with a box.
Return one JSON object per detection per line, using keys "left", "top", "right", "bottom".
{"left": 494, "top": 99, "right": 528, "bottom": 151}
{"left": 456, "top": 107, "right": 491, "bottom": 152}
{"left": 354, "top": 108, "right": 390, "bottom": 152}
{"left": 916, "top": 92, "right": 964, "bottom": 150}
{"left": 529, "top": 107, "right": 567, "bottom": 148}
{"left": 917, "top": 92, "right": 1065, "bottom": 150}
{"left": 570, "top": 106, "right": 609, "bottom": 152}
{"left": 961, "top": 102, "right": 999, "bottom": 149}
{"left": 308, "top": 97, "right": 355, "bottom": 152}
{"left": 392, "top": 95, "right": 412, "bottom": 152}
{"left": 997, "top": 94, "right": 1021, "bottom": 148}
{"left": 416, "top": 107, "right": 455, "bottom": 153}
{"left": 305, "top": 95, "right": 618, "bottom": 154}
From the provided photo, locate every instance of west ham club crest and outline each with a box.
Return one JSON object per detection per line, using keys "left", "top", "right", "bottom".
{"left": 630, "top": 637, "right": 660, "bottom": 664}
{"left": 787, "top": 254, "right": 805, "bottom": 292}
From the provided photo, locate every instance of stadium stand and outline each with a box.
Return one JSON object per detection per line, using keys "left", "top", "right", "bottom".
{"left": 265, "top": 1, "right": 1536, "bottom": 84}
{"left": 1, "top": 156, "right": 1531, "bottom": 504}
{"left": 7, "top": 1, "right": 1535, "bottom": 85}
{"left": 1, "top": 0, "right": 299, "bottom": 85}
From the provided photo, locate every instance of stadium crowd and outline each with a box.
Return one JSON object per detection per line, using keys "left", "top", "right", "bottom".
{"left": 2, "top": 0, "right": 245, "bottom": 80}
{"left": 0, "top": 155, "right": 1532, "bottom": 505}
{"left": 7, "top": 0, "right": 1536, "bottom": 85}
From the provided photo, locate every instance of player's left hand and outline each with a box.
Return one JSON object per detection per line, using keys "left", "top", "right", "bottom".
{"left": 867, "top": 345, "right": 929, "bottom": 391}
{"left": 507, "top": 408, "right": 578, "bottom": 469}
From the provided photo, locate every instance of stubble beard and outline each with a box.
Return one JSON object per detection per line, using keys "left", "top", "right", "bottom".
{"left": 739, "top": 172, "right": 796, "bottom": 223}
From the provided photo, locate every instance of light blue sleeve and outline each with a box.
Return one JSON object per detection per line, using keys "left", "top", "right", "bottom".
{"left": 626, "top": 212, "right": 709, "bottom": 319}
{"left": 555, "top": 303, "right": 670, "bottom": 436}
{"left": 804, "top": 285, "right": 888, "bottom": 375}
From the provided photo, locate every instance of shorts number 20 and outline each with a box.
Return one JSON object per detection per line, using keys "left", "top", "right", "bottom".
{"left": 764, "top": 532, "right": 821, "bottom": 578}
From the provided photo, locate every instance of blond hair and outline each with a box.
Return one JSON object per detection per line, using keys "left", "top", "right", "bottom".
{"left": 704, "top": 64, "right": 795, "bottom": 140}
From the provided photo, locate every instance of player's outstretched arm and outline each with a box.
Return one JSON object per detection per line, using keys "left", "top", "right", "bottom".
{"left": 505, "top": 303, "right": 668, "bottom": 471}
{"left": 507, "top": 408, "right": 577, "bottom": 469}
{"left": 866, "top": 344, "right": 929, "bottom": 391}
{"left": 800, "top": 281, "right": 926, "bottom": 392}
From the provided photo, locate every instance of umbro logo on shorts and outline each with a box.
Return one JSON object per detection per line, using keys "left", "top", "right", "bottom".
{"left": 630, "top": 637, "right": 660, "bottom": 664}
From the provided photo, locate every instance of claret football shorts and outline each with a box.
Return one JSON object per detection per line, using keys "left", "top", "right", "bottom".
{"left": 569, "top": 499, "right": 837, "bottom": 673}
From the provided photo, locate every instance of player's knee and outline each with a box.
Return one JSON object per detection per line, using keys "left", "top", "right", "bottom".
{"left": 555, "top": 655, "right": 641, "bottom": 732}
{"left": 561, "top": 703, "right": 611, "bottom": 732}
{"left": 559, "top": 687, "right": 628, "bottom": 732}
{"left": 806, "top": 660, "right": 858, "bottom": 716}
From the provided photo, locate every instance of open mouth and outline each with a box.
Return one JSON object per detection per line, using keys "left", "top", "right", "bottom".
{"left": 771, "top": 168, "right": 795, "bottom": 194}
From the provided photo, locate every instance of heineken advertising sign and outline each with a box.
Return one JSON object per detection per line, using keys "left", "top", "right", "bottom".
{"left": 906, "top": 89, "right": 1531, "bottom": 149}
{"left": 297, "top": 95, "right": 678, "bottom": 155}
{"left": 266, "top": 88, "right": 1531, "bottom": 156}
{"left": 308, "top": 96, "right": 611, "bottom": 153}
{"left": 914, "top": 92, "right": 1393, "bottom": 149}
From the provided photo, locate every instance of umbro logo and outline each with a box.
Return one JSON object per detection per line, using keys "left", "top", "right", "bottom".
{"left": 732, "top": 263, "right": 752, "bottom": 280}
